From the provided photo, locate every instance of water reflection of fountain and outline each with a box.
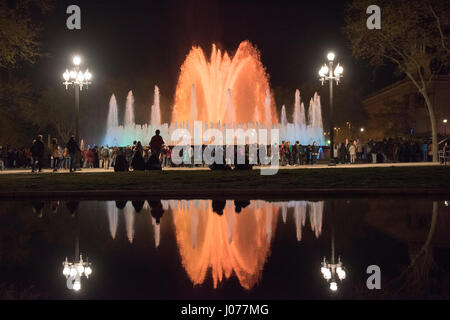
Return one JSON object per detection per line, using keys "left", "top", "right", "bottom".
{"left": 104, "top": 199, "right": 325, "bottom": 289}
{"left": 279, "top": 201, "right": 324, "bottom": 241}
{"left": 172, "top": 200, "right": 278, "bottom": 290}
{"left": 103, "top": 42, "right": 325, "bottom": 147}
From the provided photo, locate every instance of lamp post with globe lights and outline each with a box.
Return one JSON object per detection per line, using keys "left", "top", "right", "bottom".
{"left": 319, "top": 52, "right": 343, "bottom": 166}
{"left": 62, "top": 56, "right": 92, "bottom": 147}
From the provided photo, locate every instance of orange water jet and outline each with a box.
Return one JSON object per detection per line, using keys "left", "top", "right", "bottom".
{"left": 172, "top": 41, "right": 278, "bottom": 126}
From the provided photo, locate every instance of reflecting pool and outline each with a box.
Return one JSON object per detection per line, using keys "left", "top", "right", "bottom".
{"left": 0, "top": 199, "right": 449, "bottom": 299}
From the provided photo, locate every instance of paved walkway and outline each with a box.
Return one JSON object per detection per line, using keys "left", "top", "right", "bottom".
{"left": 0, "top": 161, "right": 442, "bottom": 174}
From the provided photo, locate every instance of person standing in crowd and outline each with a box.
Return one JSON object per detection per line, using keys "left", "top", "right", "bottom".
{"left": 422, "top": 141, "right": 428, "bottom": 162}
{"left": 31, "top": 135, "right": 45, "bottom": 173}
{"left": 131, "top": 141, "right": 145, "bottom": 171}
{"left": 349, "top": 140, "right": 357, "bottom": 164}
{"left": 150, "top": 130, "right": 165, "bottom": 160}
{"left": 442, "top": 142, "right": 449, "bottom": 165}
{"left": 100, "top": 145, "right": 110, "bottom": 169}
{"left": 87, "top": 147, "right": 94, "bottom": 168}
{"left": 0, "top": 146, "right": 4, "bottom": 171}
{"left": 93, "top": 146, "right": 99, "bottom": 168}
{"left": 338, "top": 142, "right": 347, "bottom": 164}
{"left": 393, "top": 141, "right": 399, "bottom": 162}
{"left": 279, "top": 141, "right": 286, "bottom": 166}
{"left": 311, "top": 141, "right": 318, "bottom": 165}
{"left": 51, "top": 138, "right": 62, "bottom": 172}
{"left": 66, "top": 136, "right": 81, "bottom": 173}
{"left": 294, "top": 141, "right": 301, "bottom": 166}
{"left": 356, "top": 139, "right": 363, "bottom": 161}
{"left": 371, "top": 140, "right": 378, "bottom": 164}
{"left": 333, "top": 143, "right": 339, "bottom": 163}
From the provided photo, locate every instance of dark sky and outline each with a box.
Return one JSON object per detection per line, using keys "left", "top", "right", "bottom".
{"left": 39, "top": 0, "right": 389, "bottom": 92}
{"left": 32, "top": 0, "right": 396, "bottom": 143}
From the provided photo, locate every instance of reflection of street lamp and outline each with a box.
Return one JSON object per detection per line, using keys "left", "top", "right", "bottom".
{"left": 62, "top": 255, "right": 93, "bottom": 291}
{"left": 319, "top": 52, "right": 343, "bottom": 166}
{"left": 61, "top": 204, "right": 92, "bottom": 292}
{"left": 320, "top": 226, "right": 346, "bottom": 292}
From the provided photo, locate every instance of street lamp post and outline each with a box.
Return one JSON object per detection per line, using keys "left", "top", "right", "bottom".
{"left": 319, "top": 52, "right": 343, "bottom": 166}
{"left": 62, "top": 56, "right": 92, "bottom": 155}
{"left": 444, "top": 119, "right": 448, "bottom": 136}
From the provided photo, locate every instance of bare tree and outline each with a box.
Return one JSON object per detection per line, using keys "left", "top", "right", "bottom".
{"left": 343, "top": 0, "right": 450, "bottom": 161}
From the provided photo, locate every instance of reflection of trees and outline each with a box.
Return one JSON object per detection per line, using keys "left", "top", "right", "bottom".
{"left": 357, "top": 201, "right": 450, "bottom": 299}
{"left": 0, "top": 284, "right": 45, "bottom": 300}
{"left": 387, "top": 202, "right": 441, "bottom": 297}
{"left": 0, "top": 200, "right": 76, "bottom": 299}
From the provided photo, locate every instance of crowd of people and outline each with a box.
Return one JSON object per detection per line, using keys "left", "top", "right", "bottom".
{"left": 331, "top": 137, "right": 446, "bottom": 164}
{"left": 0, "top": 133, "right": 448, "bottom": 172}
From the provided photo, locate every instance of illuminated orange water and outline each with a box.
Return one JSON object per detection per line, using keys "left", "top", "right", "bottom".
{"left": 172, "top": 41, "right": 278, "bottom": 126}
{"left": 173, "top": 200, "right": 278, "bottom": 290}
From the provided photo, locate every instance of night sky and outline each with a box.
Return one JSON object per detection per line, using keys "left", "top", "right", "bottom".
{"left": 31, "top": 0, "right": 396, "bottom": 144}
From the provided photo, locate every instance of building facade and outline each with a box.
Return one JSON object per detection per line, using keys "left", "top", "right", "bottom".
{"left": 362, "top": 76, "right": 450, "bottom": 140}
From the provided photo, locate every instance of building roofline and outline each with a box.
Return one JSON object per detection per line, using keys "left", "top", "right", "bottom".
{"left": 363, "top": 75, "right": 450, "bottom": 102}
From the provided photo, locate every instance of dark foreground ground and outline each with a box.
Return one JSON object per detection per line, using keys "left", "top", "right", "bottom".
{"left": 0, "top": 166, "right": 449, "bottom": 199}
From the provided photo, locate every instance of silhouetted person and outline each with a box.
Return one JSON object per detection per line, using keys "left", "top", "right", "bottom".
{"left": 66, "top": 201, "right": 79, "bottom": 217}
{"left": 132, "top": 200, "right": 145, "bottom": 213}
{"left": 51, "top": 201, "right": 60, "bottom": 214}
{"left": 31, "top": 135, "right": 45, "bottom": 172}
{"left": 114, "top": 148, "right": 129, "bottom": 172}
{"left": 131, "top": 142, "right": 145, "bottom": 171}
{"left": 31, "top": 201, "right": 44, "bottom": 218}
{"left": 234, "top": 200, "right": 250, "bottom": 213}
{"left": 149, "top": 200, "right": 164, "bottom": 223}
{"left": 212, "top": 200, "right": 226, "bottom": 216}
{"left": 150, "top": 130, "right": 165, "bottom": 158}
{"left": 66, "top": 136, "right": 81, "bottom": 173}
{"left": 146, "top": 152, "right": 162, "bottom": 170}
{"left": 115, "top": 200, "right": 127, "bottom": 209}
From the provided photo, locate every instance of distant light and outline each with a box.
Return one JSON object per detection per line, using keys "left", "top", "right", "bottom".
{"left": 330, "top": 281, "right": 338, "bottom": 291}
{"left": 360, "top": 128, "right": 365, "bottom": 132}
{"left": 73, "top": 56, "right": 81, "bottom": 66}
{"left": 73, "top": 280, "right": 81, "bottom": 291}
{"left": 63, "top": 70, "right": 70, "bottom": 81}
{"left": 444, "top": 119, "right": 448, "bottom": 124}
{"left": 70, "top": 70, "right": 77, "bottom": 79}
{"left": 63, "top": 266, "right": 70, "bottom": 276}
{"left": 327, "top": 140, "right": 331, "bottom": 145}
{"left": 327, "top": 52, "right": 335, "bottom": 61}
{"left": 84, "top": 70, "right": 92, "bottom": 81}
{"left": 77, "top": 71, "right": 85, "bottom": 82}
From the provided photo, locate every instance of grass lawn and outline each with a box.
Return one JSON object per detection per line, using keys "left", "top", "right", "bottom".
{"left": 0, "top": 166, "right": 449, "bottom": 198}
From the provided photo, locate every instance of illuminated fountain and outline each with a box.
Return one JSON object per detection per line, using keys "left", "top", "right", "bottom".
{"left": 103, "top": 41, "right": 325, "bottom": 146}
